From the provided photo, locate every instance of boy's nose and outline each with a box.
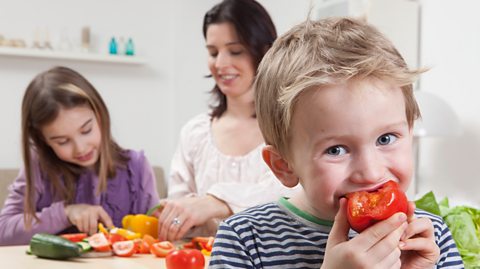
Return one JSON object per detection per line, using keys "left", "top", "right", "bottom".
{"left": 349, "top": 150, "right": 386, "bottom": 184}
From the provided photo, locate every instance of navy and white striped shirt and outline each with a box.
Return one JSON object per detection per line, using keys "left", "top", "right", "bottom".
{"left": 209, "top": 198, "right": 464, "bottom": 268}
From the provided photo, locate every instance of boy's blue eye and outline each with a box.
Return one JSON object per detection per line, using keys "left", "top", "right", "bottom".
{"left": 326, "top": 145, "right": 347, "bottom": 156}
{"left": 377, "top": 134, "right": 397, "bottom": 145}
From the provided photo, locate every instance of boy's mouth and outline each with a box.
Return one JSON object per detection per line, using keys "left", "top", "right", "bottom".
{"left": 343, "top": 180, "right": 392, "bottom": 198}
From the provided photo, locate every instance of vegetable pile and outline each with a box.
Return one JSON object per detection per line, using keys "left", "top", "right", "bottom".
{"left": 28, "top": 222, "right": 213, "bottom": 269}
{"left": 415, "top": 191, "right": 480, "bottom": 269}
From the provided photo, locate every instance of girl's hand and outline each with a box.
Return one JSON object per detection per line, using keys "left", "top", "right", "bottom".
{"left": 155, "top": 195, "right": 231, "bottom": 241}
{"left": 399, "top": 202, "right": 440, "bottom": 269}
{"left": 321, "top": 198, "right": 408, "bottom": 269}
{"left": 64, "top": 204, "right": 113, "bottom": 235}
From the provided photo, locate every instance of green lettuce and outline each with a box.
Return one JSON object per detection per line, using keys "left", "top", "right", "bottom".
{"left": 416, "top": 191, "right": 480, "bottom": 269}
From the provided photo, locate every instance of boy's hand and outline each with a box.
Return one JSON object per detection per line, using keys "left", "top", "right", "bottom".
{"left": 399, "top": 202, "right": 440, "bottom": 269}
{"left": 64, "top": 204, "right": 113, "bottom": 235}
{"left": 321, "top": 198, "right": 407, "bottom": 269}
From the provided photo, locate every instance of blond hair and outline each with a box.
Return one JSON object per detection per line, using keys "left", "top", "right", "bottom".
{"left": 254, "top": 17, "right": 423, "bottom": 158}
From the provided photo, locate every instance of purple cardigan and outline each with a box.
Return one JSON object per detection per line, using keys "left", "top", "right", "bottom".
{"left": 0, "top": 150, "right": 160, "bottom": 246}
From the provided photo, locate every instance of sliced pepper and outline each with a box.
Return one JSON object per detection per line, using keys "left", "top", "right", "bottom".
{"left": 110, "top": 227, "right": 142, "bottom": 240}
{"left": 122, "top": 214, "right": 158, "bottom": 238}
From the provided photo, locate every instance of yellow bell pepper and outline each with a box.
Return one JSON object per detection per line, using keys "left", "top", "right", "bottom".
{"left": 110, "top": 227, "right": 142, "bottom": 240}
{"left": 122, "top": 214, "right": 158, "bottom": 239}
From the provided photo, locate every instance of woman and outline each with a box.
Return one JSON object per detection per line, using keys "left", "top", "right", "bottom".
{"left": 156, "top": 0, "right": 296, "bottom": 241}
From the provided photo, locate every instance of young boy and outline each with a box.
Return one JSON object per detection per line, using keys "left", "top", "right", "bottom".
{"left": 208, "top": 18, "right": 464, "bottom": 268}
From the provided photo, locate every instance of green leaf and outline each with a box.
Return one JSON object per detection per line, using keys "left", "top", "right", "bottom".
{"left": 415, "top": 191, "right": 441, "bottom": 216}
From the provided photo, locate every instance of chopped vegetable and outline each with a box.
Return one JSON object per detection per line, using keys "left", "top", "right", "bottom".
{"left": 151, "top": 241, "right": 176, "bottom": 257}
{"left": 60, "top": 233, "right": 88, "bottom": 242}
{"left": 110, "top": 227, "right": 142, "bottom": 240}
{"left": 346, "top": 180, "right": 408, "bottom": 233}
{"left": 88, "top": 232, "right": 111, "bottom": 252}
{"left": 112, "top": 240, "right": 136, "bottom": 257}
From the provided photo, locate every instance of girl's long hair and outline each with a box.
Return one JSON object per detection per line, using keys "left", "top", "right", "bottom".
{"left": 21, "top": 66, "right": 129, "bottom": 227}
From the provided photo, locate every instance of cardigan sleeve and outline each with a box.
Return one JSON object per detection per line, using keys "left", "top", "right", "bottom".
{"left": 0, "top": 166, "right": 71, "bottom": 246}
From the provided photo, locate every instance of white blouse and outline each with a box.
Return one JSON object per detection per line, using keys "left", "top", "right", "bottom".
{"left": 168, "top": 113, "right": 298, "bottom": 213}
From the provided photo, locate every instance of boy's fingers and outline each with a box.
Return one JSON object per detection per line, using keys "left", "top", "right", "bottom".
{"left": 407, "top": 201, "right": 416, "bottom": 222}
{"left": 354, "top": 212, "right": 407, "bottom": 250}
{"left": 368, "top": 221, "right": 406, "bottom": 258}
{"left": 327, "top": 198, "right": 350, "bottom": 247}
{"left": 402, "top": 217, "right": 433, "bottom": 241}
{"left": 400, "top": 237, "right": 440, "bottom": 262}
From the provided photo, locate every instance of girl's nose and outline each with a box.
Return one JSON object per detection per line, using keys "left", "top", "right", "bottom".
{"left": 73, "top": 139, "right": 87, "bottom": 155}
{"left": 349, "top": 149, "right": 386, "bottom": 184}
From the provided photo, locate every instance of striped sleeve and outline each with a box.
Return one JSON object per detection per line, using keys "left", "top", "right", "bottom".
{"left": 209, "top": 220, "right": 254, "bottom": 269}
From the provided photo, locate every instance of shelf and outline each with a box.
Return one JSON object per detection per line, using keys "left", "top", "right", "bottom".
{"left": 0, "top": 46, "right": 146, "bottom": 65}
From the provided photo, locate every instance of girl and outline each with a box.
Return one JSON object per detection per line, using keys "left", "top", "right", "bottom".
{"left": 156, "top": 0, "right": 298, "bottom": 241}
{"left": 0, "top": 66, "right": 159, "bottom": 245}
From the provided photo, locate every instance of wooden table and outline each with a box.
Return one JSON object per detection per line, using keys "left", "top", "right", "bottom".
{"left": 1, "top": 245, "right": 210, "bottom": 269}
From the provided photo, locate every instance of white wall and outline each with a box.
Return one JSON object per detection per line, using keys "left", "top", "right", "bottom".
{"left": 0, "top": 0, "right": 176, "bottom": 171}
{"left": 417, "top": 0, "right": 480, "bottom": 206}
{"left": 0, "top": 0, "right": 312, "bottom": 174}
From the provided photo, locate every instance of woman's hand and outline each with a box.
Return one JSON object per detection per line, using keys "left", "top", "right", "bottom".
{"left": 64, "top": 204, "right": 113, "bottom": 235}
{"left": 155, "top": 195, "right": 232, "bottom": 241}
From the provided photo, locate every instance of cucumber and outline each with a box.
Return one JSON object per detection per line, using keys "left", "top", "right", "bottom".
{"left": 29, "top": 233, "right": 81, "bottom": 260}
{"left": 77, "top": 241, "right": 92, "bottom": 252}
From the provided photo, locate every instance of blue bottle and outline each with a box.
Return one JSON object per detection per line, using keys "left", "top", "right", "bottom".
{"left": 125, "top": 38, "right": 135, "bottom": 56}
{"left": 109, "top": 37, "right": 118, "bottom": 55}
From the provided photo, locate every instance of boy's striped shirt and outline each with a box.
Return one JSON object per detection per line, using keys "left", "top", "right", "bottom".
{"left": 209, "top": 198, "right": 464, "bottom": 268}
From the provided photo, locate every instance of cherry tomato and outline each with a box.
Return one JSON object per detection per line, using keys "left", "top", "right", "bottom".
{"left": 166, "top": 249, "right": 205, "bottom": 269}
{"left": 346, "top": 180, "right": 408, "bottom": 233}
{"left": 150, "top": 241, "right": 176, "bottom": 257}
{"left": 60, "top": 233, "right": 87, "bottom": 242}
{"left": 142, "top": 234, "right": 158, "bottom": 247}
{"left": 133, "top": 239, "right": 151, "bottom": 254}
{"left": 182, "top": 242, "right": 196, "bottom": 249}
{"left": 112, "top": 240, "right": 135, "bottom": 257}
{"left": 88, "top": 232, "right": 112, "bottom": 252}
{"left": 108, "top": 233, "right": 126, "bottom": 245}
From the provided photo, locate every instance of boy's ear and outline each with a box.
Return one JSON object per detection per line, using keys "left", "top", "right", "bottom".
{"left": 262, "top": 145, "right": 299, "bottom": 188}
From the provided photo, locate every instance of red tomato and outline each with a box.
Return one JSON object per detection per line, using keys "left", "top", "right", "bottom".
{"left": 108, "top": 233, "right": 126, "bottom": 245}
{"left": 346, "top": 180, "right": 408, "bottom": 233}
{"left": 88, "top": 232, "right": 112, "bottom": 252}
{"left": 182, "top": 242, "right": 196, "bottom": 249}
{"left": 133, "top": 239, "right": 151, "bottom": 254}
{"left": 142, "top": 234, "right": 158, "bottom": 247}
{"left": 166, "top": 249, "right": 205, "bottom": 269}
{"left": 112, "top": 240, "right": 135, "bottom": 257}
{"left": 150, "top": 241, "right": 176, "bottom": 257}
{"left": 60, "top": 233, "right": 87, "bottom": 242}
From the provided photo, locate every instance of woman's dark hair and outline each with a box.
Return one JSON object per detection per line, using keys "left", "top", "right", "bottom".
{"left": 203, "top": 0, "right": 277, "bottom": 118}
